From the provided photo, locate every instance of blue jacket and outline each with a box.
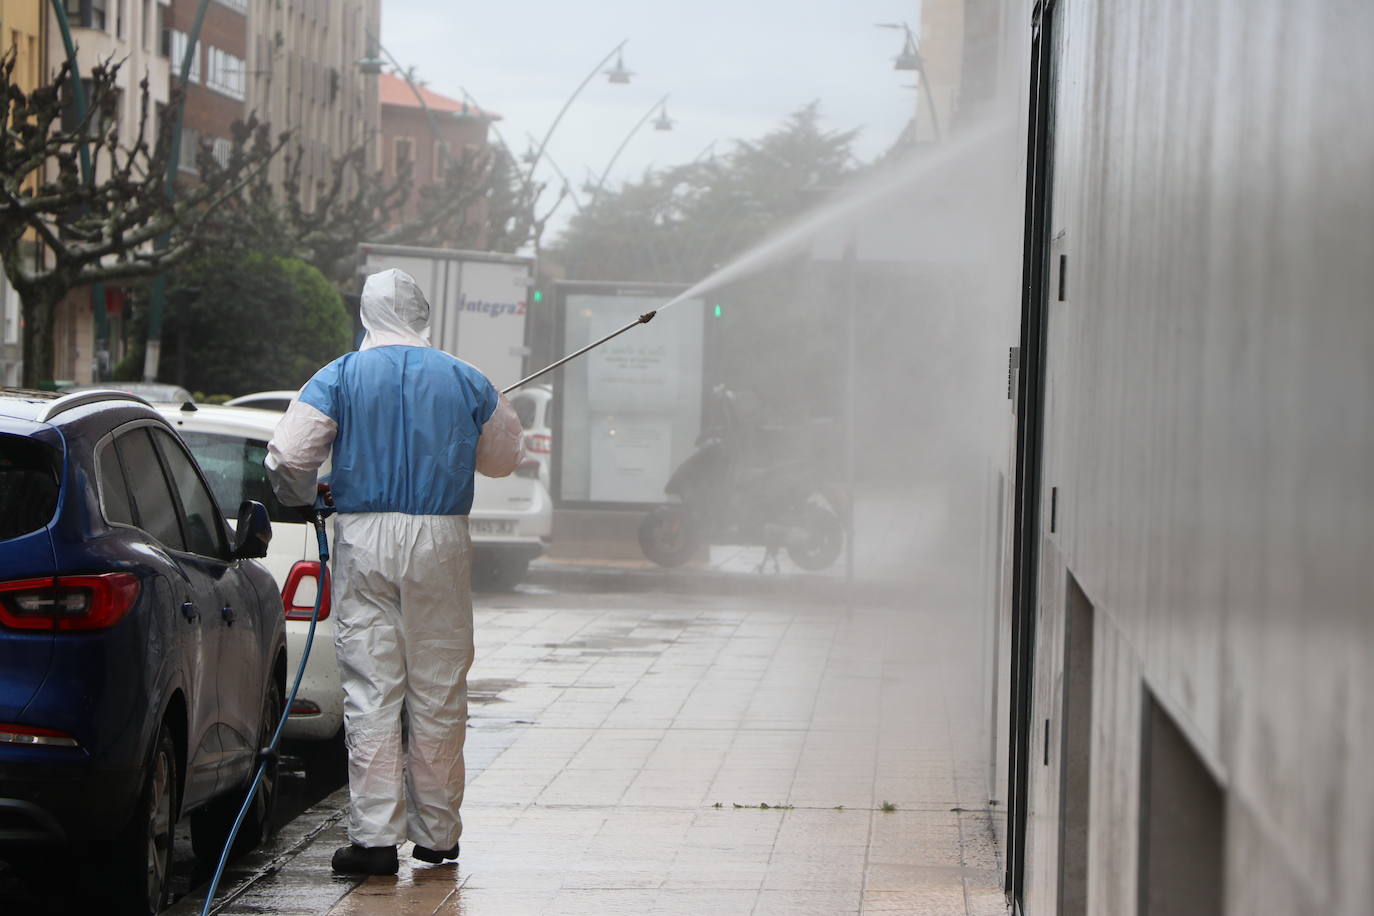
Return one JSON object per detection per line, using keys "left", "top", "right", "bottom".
{"left": 300, "top": 346, "right": 498, "bottom": 515}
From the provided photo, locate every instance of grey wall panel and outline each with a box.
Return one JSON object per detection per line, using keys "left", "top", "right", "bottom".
{"left": 1026, "top": 0, "right": 1374, "bottom": 912}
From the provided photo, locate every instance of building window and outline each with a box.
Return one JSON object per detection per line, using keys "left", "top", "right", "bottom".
{"left": 433, "top": 141, "right": 446, "bottom": 181}
{"left": 178, "top": 126, "right": 200, "bottom": 173}
{"left": 393, "top": 137, "right": 413, "bottom": 176}
{"left": 206, "top": 47, "right": 246, "bottom": 100}
{"left": 65, "top": 0, "right": 108, "bottom": 31}
{"left": 164, "top": 29, "right": 202, "bottom": 84}
{"left": 210, "top": 137, "right": 233, "bottom": 169}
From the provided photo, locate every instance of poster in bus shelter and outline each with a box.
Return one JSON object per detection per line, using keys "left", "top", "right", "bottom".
{"left": 554, "top": 283, "right": 704, "bottom": 507}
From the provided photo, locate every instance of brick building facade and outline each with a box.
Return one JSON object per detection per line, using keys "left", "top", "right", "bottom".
{"left": 162, "top": 0, "right": 249, "bottom": 175}
{"left": 378, "top": 72, "right": 497, "bottom": 247}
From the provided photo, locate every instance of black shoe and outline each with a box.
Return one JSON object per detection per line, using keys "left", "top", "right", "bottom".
{"left": 412, "top": 840, "right": 460, "bottom": 864}
{"left": 331, "top": 843, "right": 399, "bottom": 875}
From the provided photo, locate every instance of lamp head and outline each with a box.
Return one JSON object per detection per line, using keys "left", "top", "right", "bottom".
{"left": 893, "top": 35, "right": 923, "bottom": 71}
{"left": 356, "top": 50, "right": 386, "bottom": 75}
{"left": 605, "top": 51, "right": 633, "bottom": 84}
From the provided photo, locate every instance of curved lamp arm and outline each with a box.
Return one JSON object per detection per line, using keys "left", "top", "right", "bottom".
{"left": 366, "top": 31, "right": 452, "bottom": 168}
{"left": 592, "top": 94, "right": 670, "bottom": 197}
{"left": 520, "top": 39, "right": 629, "bottom": 193}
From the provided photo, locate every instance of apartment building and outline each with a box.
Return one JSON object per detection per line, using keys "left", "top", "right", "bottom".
{"left": 162, "top": 0, "right": 249, "bottom": 176}
{"left": 379, "top": 71, "right": 497, "bottom": 248}
{"left": 247, "top": 0, "right": 380, "bottom": 207}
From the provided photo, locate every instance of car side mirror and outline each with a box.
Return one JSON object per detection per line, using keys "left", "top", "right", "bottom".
{"left": 233, "top": 500, "right": 272, "bottom": 560}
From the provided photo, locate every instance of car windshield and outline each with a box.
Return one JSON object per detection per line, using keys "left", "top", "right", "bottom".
{"left": 512, "top": 395, "right": 536, "bottom": 428}
{"left": 244, "top": 398, "right": 291, "bottom": 412}
{"left": 177, "top": 430, "right": 296, "bottom": 525}
{"left": 0, "top": 434, "right": 61, "bottom": 541}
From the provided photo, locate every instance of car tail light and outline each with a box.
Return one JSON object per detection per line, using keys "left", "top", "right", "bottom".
{"left": 289, "top": 699, "right": 321, "bottom": 717}
{"left": 282, "top": 561, "right": 330, "bottom": 621}
{"left": 0, "top": 573, "right": 141, "bottom": 631}
{"left": 0, "top": 723, "right": 80, "bottom": 748}
{"left": 515, "top": 457, "right": 541, "bottom": 479}
{"left": 525, "top": 433, "right": 552, "bottom": 454}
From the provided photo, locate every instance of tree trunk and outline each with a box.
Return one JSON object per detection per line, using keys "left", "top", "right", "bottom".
{"left": 20, "top": 286, "right": 57, "bottom": 390}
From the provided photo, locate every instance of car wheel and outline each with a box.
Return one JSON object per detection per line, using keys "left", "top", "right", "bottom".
{"left": 112, "top": 724, "right": 177, "bottom": 916}
{"left": 785, "top": 504, "right": 844, "bottom": 571}
{"left": 190, "top": 677, "right": 282, "bottom": 862}
{"left": 639, "top": 505, "right": 699, "bottom": 567}
{"left": 472, "top": 554, "right": 529, "bottom": 591}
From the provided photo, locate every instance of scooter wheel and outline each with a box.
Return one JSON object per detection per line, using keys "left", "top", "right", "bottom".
{"left": 639, "top": 505, "right": 699, "bottom": 567}
{"left": 786, "top": 504, "right": 844, "bottom": 571}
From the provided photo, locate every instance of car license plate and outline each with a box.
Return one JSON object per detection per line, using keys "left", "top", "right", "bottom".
{"left": 471, "top": 519, "right": 516, "bottom": 536}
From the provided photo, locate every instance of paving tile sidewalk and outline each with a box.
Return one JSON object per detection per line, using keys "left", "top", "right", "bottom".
{"left": 177, "top": 503, "right": 1004, "bottom": 915}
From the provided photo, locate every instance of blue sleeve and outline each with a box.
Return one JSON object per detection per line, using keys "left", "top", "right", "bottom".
{"left": 299, "top": 359, "right": 343, "bottom": 421}
{"left": 473, "top": 376, "right": 498, "bottom": 428}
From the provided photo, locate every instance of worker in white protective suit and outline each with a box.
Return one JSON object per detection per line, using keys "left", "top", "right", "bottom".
{"left": 265, "top": 268, "right": 523, "bottom": 875}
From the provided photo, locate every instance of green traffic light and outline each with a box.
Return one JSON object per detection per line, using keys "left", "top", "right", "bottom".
{"left": 532, "top": 289, "right": 543, "bottom": 304}
{"left": 713, "top": 304, "right": 722, "bottom": 317}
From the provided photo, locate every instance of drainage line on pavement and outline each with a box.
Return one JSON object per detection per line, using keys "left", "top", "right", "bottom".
{"left": 199, "top": 506, "right": 334, "bottom": 916}
{"left": 197, "top": 802, "right": 350, "bottom": 916}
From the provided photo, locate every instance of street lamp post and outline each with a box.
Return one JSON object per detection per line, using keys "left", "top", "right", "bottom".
{"left": 590, "top": 94, "right": 673, "bottom": 198}
{"left": 877, "top": 22, "right": 942, "bottom": 144}
{"left": 461, "top": 86, "right": 583, "bottom": 215}
{"left": 524, "top": 134, "right": 584, "bottom": 214}
{"left": 361, "top": 32, "right": 454, "bottom": 172}
{"left": 520, "top": 39, "right": 633, "bottom": 194}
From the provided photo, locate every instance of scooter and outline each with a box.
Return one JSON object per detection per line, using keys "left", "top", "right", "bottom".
{"left": 638, "top": 388, "right": 846, "bottom": 571}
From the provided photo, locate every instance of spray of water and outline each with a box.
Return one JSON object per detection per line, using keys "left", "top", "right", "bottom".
{"left": 507, "top": 115, "right": 1015, "bottom": 395}
{"left": 654, "top": 117, "right": 1014, "bottom": 315}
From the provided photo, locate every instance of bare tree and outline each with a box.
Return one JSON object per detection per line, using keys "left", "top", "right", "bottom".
{"left": 0, "top": 50, "right": 280, "bottom": 386}
{"left": 208, "top": 135, "right": 542, "bottom": 291}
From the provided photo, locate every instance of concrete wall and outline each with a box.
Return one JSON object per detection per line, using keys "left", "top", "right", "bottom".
{"left": 1020, "top": 1, "right": 1374, "bottom": 914}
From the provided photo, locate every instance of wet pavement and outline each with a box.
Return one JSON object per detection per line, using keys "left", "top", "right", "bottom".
{"left": 168, "top": 526, "right": 1007, "bottom": 916}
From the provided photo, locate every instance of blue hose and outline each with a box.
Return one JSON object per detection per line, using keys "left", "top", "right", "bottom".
{"left": 199, "top": 510, "right": 332, "bottom": 916}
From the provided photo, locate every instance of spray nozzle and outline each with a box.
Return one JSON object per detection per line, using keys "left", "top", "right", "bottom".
{"left": 639, "top": 310, "right": 657, "bottom": 324}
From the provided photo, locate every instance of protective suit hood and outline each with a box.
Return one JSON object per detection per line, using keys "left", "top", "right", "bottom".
{"left": 360, "top": 269, "right": 432, "bottom": 350}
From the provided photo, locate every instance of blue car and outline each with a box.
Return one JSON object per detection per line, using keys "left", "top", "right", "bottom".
{"left": 0, "top": 389, "right": 286, "bottom": 915}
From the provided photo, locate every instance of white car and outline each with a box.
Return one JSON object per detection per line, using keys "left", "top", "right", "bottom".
{"left": 224, "top": 390, "right": 297, "bottom": 412}
{"left": 72, "top": 382, "right": 195, "bottom": 404}
{"left": 155, "top": 404, "right": 344, "bottom": 756}
{"left": 509, "top": 384, "right": 553, "bottom": 491}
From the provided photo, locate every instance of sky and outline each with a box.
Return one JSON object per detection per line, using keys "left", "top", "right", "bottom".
{"left": 381, "top": 1, "right": 926, "bottom": 233}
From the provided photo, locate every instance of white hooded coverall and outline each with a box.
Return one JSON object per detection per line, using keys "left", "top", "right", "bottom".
{"left": 265, "top": 269, "right": 523, "bottom": 849}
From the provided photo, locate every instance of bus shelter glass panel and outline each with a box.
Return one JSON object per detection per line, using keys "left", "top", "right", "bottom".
{"left": 559, "top": 291, "right": 703, "bottom": 505}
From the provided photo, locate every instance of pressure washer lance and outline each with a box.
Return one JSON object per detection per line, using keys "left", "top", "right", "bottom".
{"left": 502, "top": 310, "right": 657, "bottom": 395}
{"left": 200, "top": 503, "right": 334, "bottom": 916}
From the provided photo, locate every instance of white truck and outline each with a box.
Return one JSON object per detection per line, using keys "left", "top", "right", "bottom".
{"left": 357, "top": 243, "right": 549, "bottom": 588}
